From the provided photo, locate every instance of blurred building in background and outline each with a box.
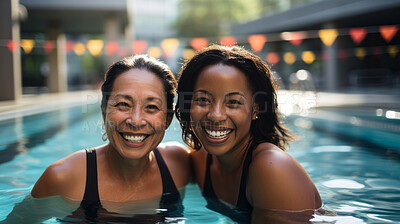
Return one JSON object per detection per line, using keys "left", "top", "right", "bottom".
{"left": 232, "top": 0, "right": 400, "bottom": 92}
{"left": 1, "top": 0, "right": 399, "bottom": 102}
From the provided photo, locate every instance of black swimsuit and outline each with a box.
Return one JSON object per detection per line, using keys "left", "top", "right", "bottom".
{"left": 66, "top": 148, "right": 183, "bottom": 223}
{"left": 202, "top": 142, "right": 256, "bottom": 223}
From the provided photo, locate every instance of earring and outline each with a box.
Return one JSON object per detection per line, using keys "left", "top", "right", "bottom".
{"left": 255, "top": 115, "right": 258, "bottom": 120}
{"left": 102, "top": 132, "right": 108, "bottom": 141}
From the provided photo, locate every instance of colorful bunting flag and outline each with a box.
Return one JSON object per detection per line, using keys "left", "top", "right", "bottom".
{"left": 281, "top": 32, "right": 305, "bottom": 46}
{"left": 105, "top": 41, "right": 119, "bottom": 56}
{"left": 183, "top": 49, "right": 196, "bottom": 60}
{"left": 380, "top": 25, "right": 398, "bottom": 43}
{"left": 21, "top": 39, "right": 35, "bottom": 54}
{"left": 220, "top": 36, "right": 236, "bottom": 47}
{"left": 301, "top": 51, "right": 315, "bottom": 64}
{"left": 7, "top": 40, "right": 19, "bottom": 52}
{"left": 147, "top": 46, "right": 162, "bottom": 58}
{"left": 248, "top": 34, "right": 266, "bottom": 53}
{"left": 388, "top": 45, "right": 398, "bottom": 58}
{"left": 161, "top": 38, "right": 179, "bottom": 59}
{"left": 319, "top": 29, "right": 338, "bottom": 46}
{"left": 190, "top": 38, "right": 208, "bottom": 51}
{"left": 73, "top": 42, "right": 86, "bottom": 56}
{"left": 349, "top": 28, "right": 367, "bottom": 45}
{"left": 354, "top": 48, "right": 366, "bottom": 60}
{"left": 266, "top": 52, "right": 280, "bottom": 65}
{"left": 87, "top": 40, "right": 104, "bottom": 57}
{"left": 43, "top": 41, "right": 55, "bottom": 53}
{"left": 283, "top": 52, "right": 296, "bottom": 64}
{"left": 132, "top": 40, "right": 148, "bottom": 55}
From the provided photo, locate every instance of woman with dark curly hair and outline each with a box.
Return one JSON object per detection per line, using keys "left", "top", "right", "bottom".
{"left": 175, "top": 44, "right": 322, "bottom": 223}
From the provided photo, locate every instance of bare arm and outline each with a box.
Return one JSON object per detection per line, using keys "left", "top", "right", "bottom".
{"left": 248, "top": 144, "right": 322, "bottom": 211}
{"left": 31, "top": 150, "right": 86, "bottom": 199}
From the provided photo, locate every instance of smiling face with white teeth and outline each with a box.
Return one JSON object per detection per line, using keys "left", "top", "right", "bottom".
{"left": 104, "top": 68, "right": 169, "bottom": 159}
{"left": 190, "top": 63, "right": 257, "bottom": 156}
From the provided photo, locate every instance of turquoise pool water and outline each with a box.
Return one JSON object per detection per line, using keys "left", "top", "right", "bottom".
{"left": 0, "top": 101, "right": 399, "bottom": 223}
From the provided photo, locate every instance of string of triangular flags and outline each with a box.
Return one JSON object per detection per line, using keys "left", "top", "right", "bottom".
{"left": 0, "top": 25, "right": 398, "bottom": 65}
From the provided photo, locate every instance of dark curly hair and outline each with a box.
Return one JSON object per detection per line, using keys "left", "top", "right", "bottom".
{"left": 101, "top": 55, "right": 177, "bottom": 116}
{"left": 175, "top": 44, "right": 293, "bottom": 150}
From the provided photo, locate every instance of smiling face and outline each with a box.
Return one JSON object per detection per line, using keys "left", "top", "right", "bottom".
{"left": 190, "top": 63, "right": 257, "bottom": 156}
{"left": 103, "top": 69, "right": 169, "bottom": 159}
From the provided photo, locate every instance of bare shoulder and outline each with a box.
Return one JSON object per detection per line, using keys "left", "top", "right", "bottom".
{"left": 31, "top": 150, "right": 87, "bottom": 199}
{"left": 157, "top": 142, "right": 191, "bottom": 188}
{"left": 248, "top": 143, "right": 322, "bottom": 210}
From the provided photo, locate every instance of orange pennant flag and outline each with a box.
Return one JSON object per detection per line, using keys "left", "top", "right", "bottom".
{"left": 190, "top": 38, "right": 208, "bottom": 51}
{"left": 73, "top": 42, "right": 86, "bottom": 56}
{"left": 380, "top": 25, "right": 398, "bottom": 43}
{"left": 319, "top": 29, "right": 338, "bottom": 46}
{"left": 147, "top": 46, "right": 162, "bottom": 59}
{"left": 248, "top": 34, "right": 266, "bottom": 53}
{"left": 220, "top": 36, "right": 236, "bottom": 47}
{"left": 161, "top": 38, "right": 180, "bottom": 59}
{"left": 349, "top": 27, "right": 367, "bottom": 45}
{"left": 132, "top": 40, "right": 148, "bottom": 55}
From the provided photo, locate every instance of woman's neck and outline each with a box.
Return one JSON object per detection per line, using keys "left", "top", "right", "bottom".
{"left": 214, "top": 135, "right": 253, "bottom": 173}
{"left": 103, "top": 144, "right": 154, "bottom": 183}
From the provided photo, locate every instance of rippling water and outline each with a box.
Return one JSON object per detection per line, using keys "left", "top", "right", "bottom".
{"left": 0, "top": 104, "right": 399, "bottom": 223}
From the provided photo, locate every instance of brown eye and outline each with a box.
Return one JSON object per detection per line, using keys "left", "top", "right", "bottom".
{"left": 194, "top": 97, "right": 211, "bottom": 106}
{"left": 146, "top": 104, "right": 160, "bottom": 111}
{"left": 116, "top": 102, "right": 130, "bottom": 110}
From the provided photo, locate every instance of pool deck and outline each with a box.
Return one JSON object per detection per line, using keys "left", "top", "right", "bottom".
{"left": 0, "top": 90, "right": 399, "bottom": 121}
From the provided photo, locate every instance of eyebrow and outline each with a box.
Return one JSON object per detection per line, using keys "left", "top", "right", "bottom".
{"left": 114, "top": 94, "right": 163, "bottom": 103}
{"left": 226, "top": 92, "right": 246, "bottom": 99}
{"left": 193, "top": 90, "right": 247, "bottom": 99}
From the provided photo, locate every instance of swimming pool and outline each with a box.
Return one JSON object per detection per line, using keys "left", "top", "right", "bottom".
{"left": 0, "top": 94, "right": 399, "bottom": 223}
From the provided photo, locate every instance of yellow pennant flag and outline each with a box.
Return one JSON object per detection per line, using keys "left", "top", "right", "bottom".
{"left": 388, "top": 45, "right": 398, "bottom": 58}
{"left": 21, "top": 39, "right": 35, "bottom": 54}
{"left": 301, "top": 51, "right": 316, "bottom": 64}
{"left": 74, "top": 42, "right": 86, "bottom": 56}
{"left": 183, "top": 49, "right": 195, "bottom": 60}
{"left": 284, "top": 52, "right": 296, "bottom": 65}
{"left": 354, "top": 48, "right": 366, "bottom": 60}
{"left": 161, "top": 38, "right": 179, "bottom": 59}
{"left": 87, "top": 40, "right": 104, "bottom": 56}
{"left": 319, "top": 29, "right": 338, "bottom": 46}
{"left": 147, "top": 46, "right": 162, "bottom": 59}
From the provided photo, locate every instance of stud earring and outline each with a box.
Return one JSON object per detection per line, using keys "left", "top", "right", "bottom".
{"left": 255, "top": 115, "right": 258, "bottom": 120}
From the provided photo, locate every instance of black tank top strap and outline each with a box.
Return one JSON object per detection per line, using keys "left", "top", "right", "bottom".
{"left": 236, "top": 143, "right": 255, "bottom": 209}
{"left": 153, "top": 148, "right": 181, "bottom": 207}
{"left": 82, "top": 148, "right": 100, "bottom": 203}
{"left": 203, "top": 153, "right": 217, "bottom": 198}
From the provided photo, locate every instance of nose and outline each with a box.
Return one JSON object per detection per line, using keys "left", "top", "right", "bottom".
{"left": 207, "top": 103, "right": 227, "bottom": 122}
{"left": 126, "top": 107, "right": 147, "bottom": 128}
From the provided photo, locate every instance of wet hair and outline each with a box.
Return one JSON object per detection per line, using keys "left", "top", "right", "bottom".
{"left": 101, "top": 55, "right": 177, "bottom": 116}
{"left": 175, "top": 44, "right": 294, "bottom": 150}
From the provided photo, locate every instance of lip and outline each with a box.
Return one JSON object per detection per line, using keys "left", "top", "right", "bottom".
{"left": 119, "top": 132, "right": 150, "bottom": 147}
{"left": 202, "top": 126, "right": 233, "bottom": 144}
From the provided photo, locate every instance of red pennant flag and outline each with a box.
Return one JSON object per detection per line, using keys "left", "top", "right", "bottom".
{"left": 43, "top": 41, "right": 55, "bottom": 53}
{"left": 132, "top": 40, "right": 147, "bottom": 55}
{"left": 248, "top": 35, "right": 266, "bottom": 53}
{"left": 373, "top": 47, "right": 382, "bottom": 56}
{"left": 338, "top": 49, "right": 348, "bottom": 60}
{"left": 190, "top": 38, "right": 208, "bottom": 51}
{"left": 266, "top": 52, "right": 280, "bottom": 65}
{"left": 7, "top": 40, "right": 19, "bottom": 52}
{"left": 220, "top": 36, "right": 236, "bottom": 47}
{"left": 380, "top": 25, "right": 398, "bottom": 43}
{"left": 65, "top": 41, "right": 75, "bottom": 53}
{"left": 105, "top": 41, "right": 119, "bottom": 56}
{"left": 349, "top": 27, "right": 367, "bottom": 45}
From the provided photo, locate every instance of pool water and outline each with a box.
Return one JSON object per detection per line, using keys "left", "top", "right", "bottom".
{"left": 0, "top": 101, "right": 399, "bottom": 223}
